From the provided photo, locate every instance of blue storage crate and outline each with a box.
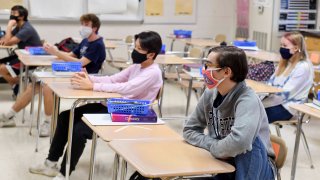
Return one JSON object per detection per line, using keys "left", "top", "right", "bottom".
{"left": 173, "top": 29, "right": 192, "bottom": 38}
{"left": 233, "top": 40, "right": 257, "bottom": 47}
{"left": 52, "top": 61, "right": 82, "bottom": 72}
{"left": 107, "top": 98, "right": 151, "bottom": 115}
{"left": 26, "top": 47, "right": 50, "bottom": 55}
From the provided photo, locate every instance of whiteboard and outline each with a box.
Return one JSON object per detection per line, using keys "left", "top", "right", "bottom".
{"left": 0, "top": 0, "right": 143, "bottom": 22}
{"left": 144, "top": 0, "right": 197, "bottom": 24}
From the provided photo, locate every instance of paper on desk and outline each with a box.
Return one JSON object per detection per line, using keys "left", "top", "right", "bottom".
{"left": 83, "top": 114, "right": 165, "bottom": 126}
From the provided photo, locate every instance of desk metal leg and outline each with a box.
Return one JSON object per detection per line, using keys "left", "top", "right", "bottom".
{"left": 112, "top": 154, "right": 120, "bottom": 180}
{"left": 170, "top": 39, "right": 176, "bottom": 51}
{"left": 29, "top": 77, "right": 37, "bottom": 135}
{"left": 290, "top": 113, "right": 305, "bottom": 180}
{"left": 183, "top": 44, "right": 190, "bottom": 57}
{"left": 120, "top": 159, "right": 127, "bottom": 180}
{"left": 35, "top": 82, "right": 43, "bottom": 152}
{"left": 18, "top": 63, "right": 24, "bottom": 96}
{"left": 89, "top": 132, "right": 98, "bottom": 180}
{"left": 185, "top": 79, "right": 193, "bottom": 116}
{"left": 21, "top": 66, "right": 29, "bottom": 124}
{"left": 66, "top": 99, "right": 85, "bottom": 180}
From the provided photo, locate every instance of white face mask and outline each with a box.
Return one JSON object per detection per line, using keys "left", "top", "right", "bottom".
{"left": 79, "top": 26, "right": 92, "bottom": 39}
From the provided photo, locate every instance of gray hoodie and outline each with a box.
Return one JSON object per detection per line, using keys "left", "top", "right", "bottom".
{"left": 183, "top": 81, "right": 274, "bottom": 159}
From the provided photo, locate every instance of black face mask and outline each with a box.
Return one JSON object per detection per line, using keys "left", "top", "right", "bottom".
{"left": 279, "top": 47, "right": 293, "bottom": 60}
{"left": 9, "top": 15, "right": 19, "bottom": 21}
{"left": 131, "top": 49, "right": 148, "bottom": 64}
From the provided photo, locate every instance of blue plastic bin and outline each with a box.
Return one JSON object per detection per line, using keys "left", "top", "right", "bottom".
{"left": 107, "top": 98, "right": 151, "bottom": 115}
{"left": 52, "top": 61, "right": 82, "bottom": 72}
{"left": 233, "top": 40, "right": 257, "bottom": 47}
{"left": 173, "top": 29, "right": 192, "bottom": 38}
{"left": 26, "top": 47, "right": 50, "bottom": 55}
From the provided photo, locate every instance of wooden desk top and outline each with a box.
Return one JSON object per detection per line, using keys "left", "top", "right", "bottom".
{"left": 245, "top": 79, "right": 283, "bottom": 94}
{"left": 0, "top": 45, "right": 15, "bottom": 49}
{"left": 104, "top": 41, "right": 117, "bottom": 49}
{"left": 82, "top": 117, "right": 182, "bottom": 142}
{"left": 245, "top": 50, "right": 280, "bottom": 62}
{"left": 47, "top": 82, "right": 121, "bottom": 99}
{"left": 183, "top": 38, "right": 220, "bottom": 48}
{"left": 289, "top": 104, "right": 320, "bottom": 119}
{"left": 39, "top": 77, "right": 71, "bottom": 85}
{"left": 155, "top": 54, "right": 194, "bottom": 65}
{"left": 109, "top": 139, "right": 235, "bottom": 178}
{"left": 15, "top": 49, "right": 56, "bottom": 66}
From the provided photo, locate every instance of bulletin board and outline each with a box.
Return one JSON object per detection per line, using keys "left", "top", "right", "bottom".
{"left": 0, "top": 0, "right": 144, "bottom": 22}
{"left": 144, "top": 0, "right": 197, "bottom": 24}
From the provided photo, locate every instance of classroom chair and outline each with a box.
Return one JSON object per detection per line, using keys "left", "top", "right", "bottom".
{"left": 106, "top": 35, "right": 134, "bottom": 71}
{"left": 214, "top": 34, "right": 226, "bottom": 43}
{"left": 270, "top": 135, "right": 287, "bottom": 180}
{"left": 165, "top": 47, "right": 205, "bottom": 100}
{"left": 272, "top": 115, "right": 314, "bottom": 169}
{"left": 154, "top": 86, "right": 164, "bottom": 118}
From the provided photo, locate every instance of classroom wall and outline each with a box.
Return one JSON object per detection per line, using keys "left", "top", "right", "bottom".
{"left": 0, "top": 0, "right": 236, "bottom": 54}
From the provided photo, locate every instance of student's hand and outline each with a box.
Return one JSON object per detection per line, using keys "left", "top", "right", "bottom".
{"left": 70, "top": 72, "right": 93, "bottom": 90}
{"left": 7, "top": 20, "right": 17, "bottom": 27}
{"left": 43, "top": 43, "right": 58, "bottom": 55}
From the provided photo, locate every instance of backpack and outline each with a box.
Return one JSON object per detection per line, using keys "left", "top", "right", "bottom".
{"left": 247, "top": 61, "right": 275, "bottom": 82}
{"left": 55, "top": 37, "right": 79, "bottom": 52}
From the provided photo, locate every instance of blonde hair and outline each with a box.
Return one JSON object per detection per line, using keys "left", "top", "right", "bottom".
{"left": 276, "top": 31, "right": 308, "bottom": 76}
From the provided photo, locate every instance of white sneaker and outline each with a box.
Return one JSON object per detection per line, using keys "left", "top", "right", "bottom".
{"left": 0, "top": 113, "right": 16, "bottom": 127}
{"left": 29, "top": 159, "right": 59, "bottom": 177}
{"left": 40, "top": 121, "right": 50, "bottom": 137}
{"left": 53, "top": 173, "right": 65, "bottom": 180}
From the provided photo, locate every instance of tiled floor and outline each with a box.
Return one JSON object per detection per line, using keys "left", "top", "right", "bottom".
{"left": 0, "top": 80, "right": 319, "bottom": 180}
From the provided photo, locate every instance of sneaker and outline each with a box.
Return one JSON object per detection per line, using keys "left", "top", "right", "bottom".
{"left": 53, "top": 173, "right": 65, "bottom": 180}
{"left": 29, "top": 159, "right": 59, "bottom": 177}
{"left": 0, "top": 113, "right": 16, "bottom": 127}
{"left": 40, "top": 121, "right": 50, "bottom": 137}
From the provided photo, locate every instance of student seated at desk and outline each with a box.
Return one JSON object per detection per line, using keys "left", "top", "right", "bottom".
{"left": 29, "top": 31, "right": 163, "bottom": 180}
{"left": 183, "top": 46, "right": 275, "bottom": 180}
{"left": 0, "top": 14, "right": 106, "bottom": 136}
{"left": 263, "top": 32, "right": 313, "bottom": 123}
{"left": 0, "top": 5, "right": 42, "bottom": 96}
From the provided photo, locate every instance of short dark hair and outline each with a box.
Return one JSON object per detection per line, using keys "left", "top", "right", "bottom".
{"left": 11, "top": 5, "right": 28, "bottom": 21}
{"left": 134, "top": 31, "right": 162, "bottom": 60}
{"left": 80, "top": 14, "right": 101, "bottom": 33}
{"left": 208, "top": 46, "right": 248, "bottom": 82}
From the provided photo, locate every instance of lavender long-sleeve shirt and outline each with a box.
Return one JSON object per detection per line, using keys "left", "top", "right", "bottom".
{"left": 89, "top": 63, "right": 163, "bottom": 101}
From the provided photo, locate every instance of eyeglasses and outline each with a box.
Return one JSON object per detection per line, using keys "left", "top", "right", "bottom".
{"left": 201, "top": 60, "right": 221, "bottom": 70}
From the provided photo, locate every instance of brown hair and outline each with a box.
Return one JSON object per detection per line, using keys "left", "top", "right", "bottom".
{"left": 276, "top": 31, "right": 308, "bottom": 76}
{"left": 80, "top": 14, "right": 101, "bottom": 33}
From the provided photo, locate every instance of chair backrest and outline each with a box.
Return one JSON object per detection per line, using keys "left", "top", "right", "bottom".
{"left": 155, "top": 86, "right": 164, "bottom": 103}
{"left": 270, "top": 135, "right": 287, "bottom": 169}
{"left": 214, "top": 34, "right": 226, "bottom": 43}
{"left": 189, "top": 47, "right": 202, "bottom": 58}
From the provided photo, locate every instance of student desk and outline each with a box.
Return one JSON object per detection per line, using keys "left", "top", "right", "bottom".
{"left": 15, "top": 49, "right": 56, "bottom": 95}
{"left": 0, "top": 45, "right": 15, "bottom": 55}
{"left": 109, "top": 139, "right": 235, "bottom": 180}
{"left": 288, "top": 104, "right": 320, "bottom": 180}
{"left": 81, "top": 116, "right": 182, "bottom": 180}
{"left": 155, "top": 54, "right": 195, "bottom": 116}
{"left": 245, "top": 50, "right": 280, "bottom": 63}
{"left": 47, "top": 82, "right": 121, "bottom": 180}
{"left": 104, "top": 41, "right": 118, "bottom": 62}
{"left": 30, "top": 72, "right": 72, "bottom": 151}
{"left": 182, "top": 69, "right": 284, "bottom": 116}
{"left": 181, "top": 38, "right": 220, "bottom": 58}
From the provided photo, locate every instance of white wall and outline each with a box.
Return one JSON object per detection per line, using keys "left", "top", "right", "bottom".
{"left": 0, "top": 0, "right": 236, "bottom": 50}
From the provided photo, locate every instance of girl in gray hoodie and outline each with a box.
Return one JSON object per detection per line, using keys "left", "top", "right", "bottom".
{"left": 183, "top": 46, "right": 275, "bottom": 180}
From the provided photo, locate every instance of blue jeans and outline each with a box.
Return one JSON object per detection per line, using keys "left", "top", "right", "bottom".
{"left": 265, "top": 104, "right": 293, "bottom": 123}
{"left": 208, "top": 137, "right": 275, "bottom": 180}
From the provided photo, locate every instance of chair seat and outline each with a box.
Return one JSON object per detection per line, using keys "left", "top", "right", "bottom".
{"left": 164, "top": 72, "right": 191, "bottom": 80}
{"left": 179, "top": 80, "right": 204, "bottom": 89}
{"left": 273, "top": 120, "right": 298, "bottom": 126}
